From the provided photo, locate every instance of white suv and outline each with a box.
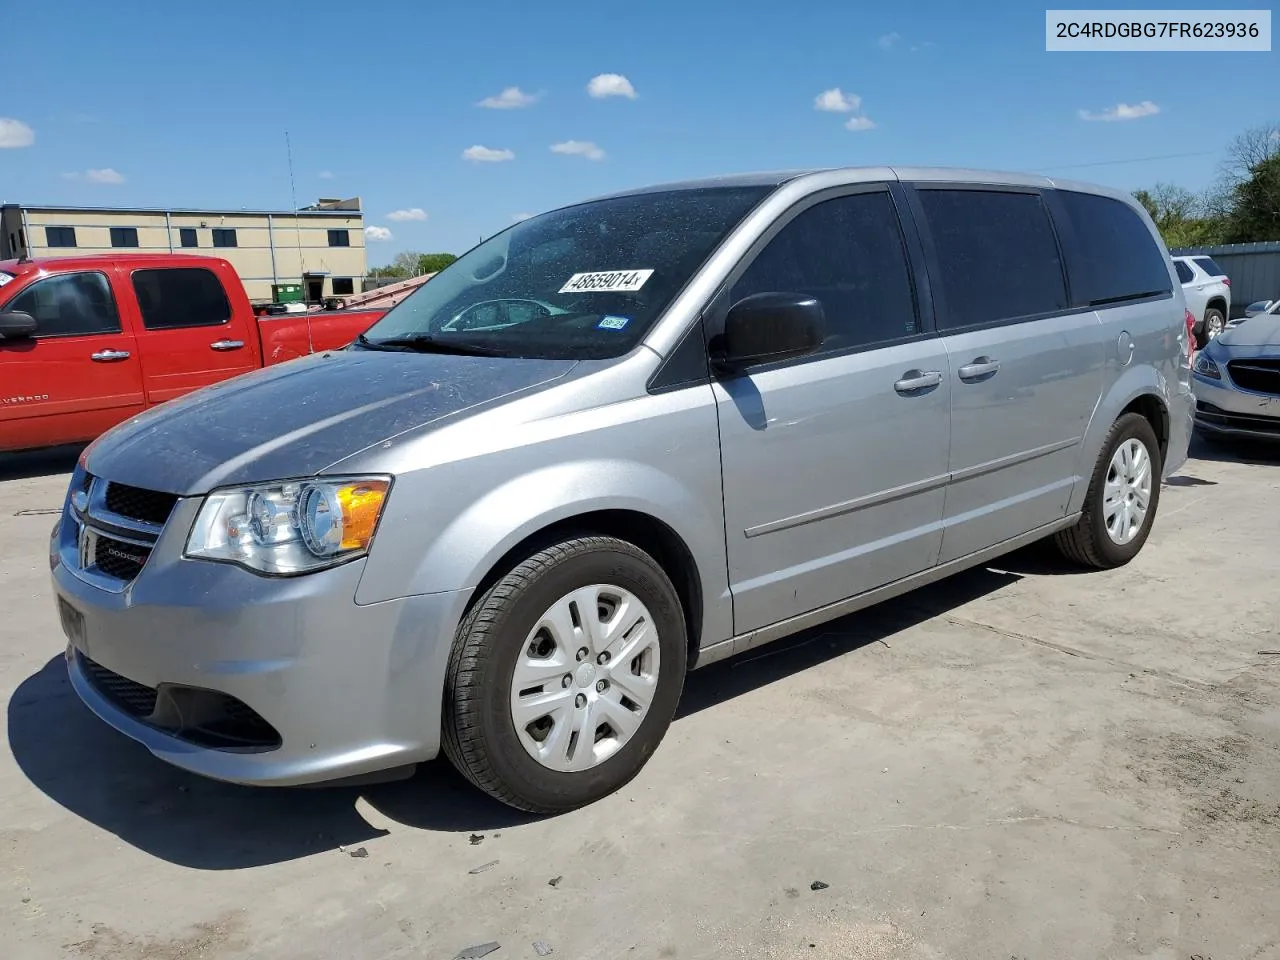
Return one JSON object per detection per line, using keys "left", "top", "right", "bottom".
{"left": 1173, "top": 255, "right": 1231, "bottom": 343}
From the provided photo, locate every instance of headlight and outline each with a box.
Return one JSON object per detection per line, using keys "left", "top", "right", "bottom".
{"left": 185, "top": 476, "right": 391, "bottom": 575}
{"left": 1193, "top": 352, "right": 1221, "bottom": 380}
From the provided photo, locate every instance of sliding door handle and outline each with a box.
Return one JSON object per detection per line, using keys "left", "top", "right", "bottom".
{"left": 958, "top": 357, "right": 1000, "bottom": 381}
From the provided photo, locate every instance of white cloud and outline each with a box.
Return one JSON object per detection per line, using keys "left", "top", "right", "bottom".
{"left": 878, "top": 31, "right": 901, "bottom": 50}
{"left": 814, "top": 88, "right": 861, "bottom": 113}
{"left": 63, "top": 168, "right": 126, "bottom": 183}
{"left": 386, "top": 207, "right": 428, "bottom": 222}
{"left": 0, "top": 117, "right": 35, "bottom": 148}
{"left": 318, "top": 170, "right": 335, "bottom": 179}
{"left": 845, "top": 116, "right": 877, "bottom": 132}
{"left": 479, "top": 86, "right": 538, "bottom": 109}
{"left": 551, "top": 140, "right": 606, "bottom": 161}
{"left": 513, "top": 212, "right": 532, "bottom": 222}
{"left": 587, "top": 73, "right": 637, "bottom": 99}
{"left": 463, "top": 144, "right": 515, "bottom": 162}
{"left": 910, "top": 40, "right": 936, "bottom": 52}
{"left": 1078, "top": 100, "right": 1160, "bottom": 122}
{"left": 365, "top": 225, "right": 394, "bottom": 242}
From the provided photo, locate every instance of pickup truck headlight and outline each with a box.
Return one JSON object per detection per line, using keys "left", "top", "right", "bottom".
{"left": 185, "top": 477, "right": 391, "bottom": 575}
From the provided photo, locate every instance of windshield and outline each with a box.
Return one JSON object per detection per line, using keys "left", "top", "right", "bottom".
{"left": 358, "top": 185, "right": 772, "bottom": 360}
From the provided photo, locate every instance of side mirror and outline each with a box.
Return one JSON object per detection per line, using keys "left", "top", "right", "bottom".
{"left": 712, "top": 292, "right": 825, "bottom": 371}
{"left": 0, "top": 311, "right": 37, "bottom": 340}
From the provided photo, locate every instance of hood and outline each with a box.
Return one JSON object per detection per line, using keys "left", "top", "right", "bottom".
{"left": 1216, "top": 314, "right": 1280, "bottom": 348}
{"left": 85, "top": 350, "right": 576, "bottom": 494}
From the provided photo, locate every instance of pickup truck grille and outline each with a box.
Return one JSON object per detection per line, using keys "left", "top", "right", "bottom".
{"left": 104, "top": 482, "right": 178, "bottom": 526}
{"left": 1227, "top": 358, "right": 1280, "bottom": 397}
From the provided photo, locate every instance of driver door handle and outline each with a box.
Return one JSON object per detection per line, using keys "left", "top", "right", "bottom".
{"left": 90, "top": 349, "right": 131, "bottom": 362}
{"left": 958, "top": 357, "right": 1000, "bottom": 382}
{"left": 210, "top": 339, "right": 245, "bottom": 351}
{"left": 894, "top": 369, "right": 943, "bottom": 394}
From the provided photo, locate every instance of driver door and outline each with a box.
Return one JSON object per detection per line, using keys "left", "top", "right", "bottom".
{"left": 0, "top": 270, "right": 145, "bottom": 452}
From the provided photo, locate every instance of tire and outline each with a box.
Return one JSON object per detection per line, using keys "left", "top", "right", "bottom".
{"left": 1201, "top": 307, "right": 1226, "bottom": 342}
{"left": 442, "top": 536, "right": 687, "bottom": 814}
{"left": 1054, "top": 413, "right": 1162, "bottom": 569}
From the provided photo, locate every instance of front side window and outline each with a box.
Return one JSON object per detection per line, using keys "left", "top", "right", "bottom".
{"left": 917, "top": 189, "right": 1067, "bottom": 329}
{"left": 1056, "top": 191, "right": 1172, "bottom": 305}
{"left": 110, "top": 227, "right": 139, "bottom": 248}
{"left": 731, "top": 191, "right": 918, "bottom": 350}
{"left": 46, "top": 226, "right": 77, "bottom": 248}
{"left": 212, "top": 229, "right": 238, "bottom": 248}
{"left": 4, "top": 272, "right": 120, "bottom": 337}
{"left": 1175, "top": 260, "right": 1194, "bottom": 284}
{"left": 131, "top": 268, "right": 231, "bottom": 330}
{"left": 361, "top": 185, "right": 772, "bottom": 360}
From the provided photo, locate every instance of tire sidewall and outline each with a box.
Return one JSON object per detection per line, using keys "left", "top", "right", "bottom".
{"left": 468, "top": 543, "right": 686, "bottom": 811}
{"left": 1088, "top": 416, "right": 1162, "bottom": 565}
{"left": 1204, "top": 308, "right": 1225, "bottom": 339}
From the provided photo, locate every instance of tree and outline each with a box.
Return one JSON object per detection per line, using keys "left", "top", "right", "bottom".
{"left": 367, "top": 262, "right": 408, "bottom": 278}
{"left": 1224, "top": 153, "right": 1280, "bottom": 243}
{"left": 417, "top": 253, "right": 457, "bottom": 274}
{"left": 393, "top": 251, "right": 425, "bottom": 275}
{"left": 1131, "top": 182, "right": 1227, "bottom": 249}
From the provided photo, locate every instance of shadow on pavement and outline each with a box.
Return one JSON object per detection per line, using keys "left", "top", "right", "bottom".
{"left": 9, "top": 565, "right": 1027, "bottom": 868}
{"left": 0, "top": 445, "right": 83, "bottom": 482}
{"left": 1188, "top": 432, "right": 1280, "bottom": 466}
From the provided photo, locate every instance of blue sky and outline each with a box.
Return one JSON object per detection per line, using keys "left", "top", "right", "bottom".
{"left": 1, "top": 0, "right": 1275, "bottom": 265}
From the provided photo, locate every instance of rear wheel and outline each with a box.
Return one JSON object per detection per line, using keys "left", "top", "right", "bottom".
{"left": 442, "top": 536, "right": 687, "bottom": 813}
{"left": 1201, "top": 307, "right": 1226, "bottom": 342}
{"left": 1054, "top": 413, "right": 1162, "bottom": 569}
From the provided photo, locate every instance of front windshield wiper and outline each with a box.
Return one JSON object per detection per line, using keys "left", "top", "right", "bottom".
{"left": 355, "top": 333, "right": 506, "bottom": 356}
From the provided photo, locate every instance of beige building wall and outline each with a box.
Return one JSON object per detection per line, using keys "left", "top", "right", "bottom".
{"left": 12, "top": 204, "right": 367, "bottom": 303}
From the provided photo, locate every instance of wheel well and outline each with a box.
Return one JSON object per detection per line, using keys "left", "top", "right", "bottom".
{"left": 1205, "top": 297, "right": 1227, "bottom": 317}
{"left": 465, "top": 510, "right": 704, "bottom": 662}
{"left": 1121, "top": 394, "right": 1168, "bottom": 464}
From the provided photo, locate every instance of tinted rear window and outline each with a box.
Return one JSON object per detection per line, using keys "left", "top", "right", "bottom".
{"left": 1055, "top": 191, "right": 1172, "bottom": 305}
{"left": 131, "top": 268, "right": 232, "bottom": 330}
{"left": 916, "top": 189, "right": 1067, "bottom": 329}
{"left": 1193, "top": 256, "right": 1226, "bottom": 277}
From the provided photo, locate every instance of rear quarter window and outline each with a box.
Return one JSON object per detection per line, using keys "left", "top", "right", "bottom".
{"left": 1055, "top": 191, "right": 1172, "bottom": 305}
{"left": 131, "top": 268, "right": 232, "bottom": 330}
{"left": 1192, "top": 256, "right": 1227, "bottom": 278}
{"left": 1174, "top": 260, "right": 1194, "bottom": 284}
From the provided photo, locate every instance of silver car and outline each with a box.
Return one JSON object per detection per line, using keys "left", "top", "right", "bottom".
{"left": 49, "top": 167, "right": 1194, "bottom": 812}
{"left": 1193, "top": 309, "right": 1280, "bottom": 441}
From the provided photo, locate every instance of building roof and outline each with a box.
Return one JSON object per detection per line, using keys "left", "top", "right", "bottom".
{"left": 1, "top": 200, "right": 361, "bottom": 217}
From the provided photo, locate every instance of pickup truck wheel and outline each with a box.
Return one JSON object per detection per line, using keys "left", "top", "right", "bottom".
{"left": 442, "top": 536, "right": 687, "bottom": 814}
{"left": 1202, "top": 308, "right": 1225, "bottom": 341}
{"left": 1053, "top": 412, "right": 1162, "bottom": 569}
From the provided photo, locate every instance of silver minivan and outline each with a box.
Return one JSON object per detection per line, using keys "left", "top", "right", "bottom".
{"left": 51, "top": 167, "right": 1195, "bottom": 812}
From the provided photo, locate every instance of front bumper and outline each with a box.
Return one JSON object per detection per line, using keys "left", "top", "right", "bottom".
{"left": 1192, "top": 374, "right": 1280, "bottom": 442}
{"left": 51, "top": 492, "right": 471, "bottom": 787}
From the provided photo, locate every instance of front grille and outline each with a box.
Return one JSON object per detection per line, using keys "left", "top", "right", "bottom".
{"left": 104, "top": 481, "right": 178, "bottom": 526}
{"left": 81, "top": 654, "right": 158, "bottom": 717}
{"left": 93, "top": 535, "right": 151, "bottom": 580}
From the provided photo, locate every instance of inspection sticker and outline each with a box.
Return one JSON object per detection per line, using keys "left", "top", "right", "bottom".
{"left": 597, "top": 315, "right": 631, "bottom": 330}
{"left": 559, "top": 269, "right": 653, "bottom": 294}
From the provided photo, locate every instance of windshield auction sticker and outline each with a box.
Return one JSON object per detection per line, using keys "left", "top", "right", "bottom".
{"left": 559, "top": 269, "right": 654, "bottom": 294}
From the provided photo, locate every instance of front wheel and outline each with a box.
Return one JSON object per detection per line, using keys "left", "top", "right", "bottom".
{"left": 1054, "top": 413, "right": 1162, "bottom": 568}
{"left": 442, "top": 536, "right": 687, "bottom": 813}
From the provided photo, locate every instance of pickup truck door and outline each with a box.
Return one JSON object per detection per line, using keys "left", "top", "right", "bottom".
{"left": 122, "top": 265, "right": 259, "bottom": 404}
{"left": 0, "top": 269, "right": 145, "bottom": 452}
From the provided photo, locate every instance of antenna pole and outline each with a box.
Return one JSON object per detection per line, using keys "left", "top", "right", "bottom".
{"left": 285, "top": 130, "right": 314, "bottom": 353}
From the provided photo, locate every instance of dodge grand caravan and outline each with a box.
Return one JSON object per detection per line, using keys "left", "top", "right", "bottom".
{"left": 51, "top": 167, "right": 1194, "bottom": 813}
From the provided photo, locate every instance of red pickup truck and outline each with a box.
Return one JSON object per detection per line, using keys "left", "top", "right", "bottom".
{"left": 0, "top": 254, "right": 386, "bottom": 453}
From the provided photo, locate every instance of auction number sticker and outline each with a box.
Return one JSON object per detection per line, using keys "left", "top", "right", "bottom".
{"left": 0, "top": 274, "right": 13, "bottom": 287}
{"left": 559, "top": 269, "right": 654, "bottom": 294}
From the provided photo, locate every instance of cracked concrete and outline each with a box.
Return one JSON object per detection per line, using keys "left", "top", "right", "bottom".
{"left": 1, "top": 438, "right": 1278, "bottom": 959}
